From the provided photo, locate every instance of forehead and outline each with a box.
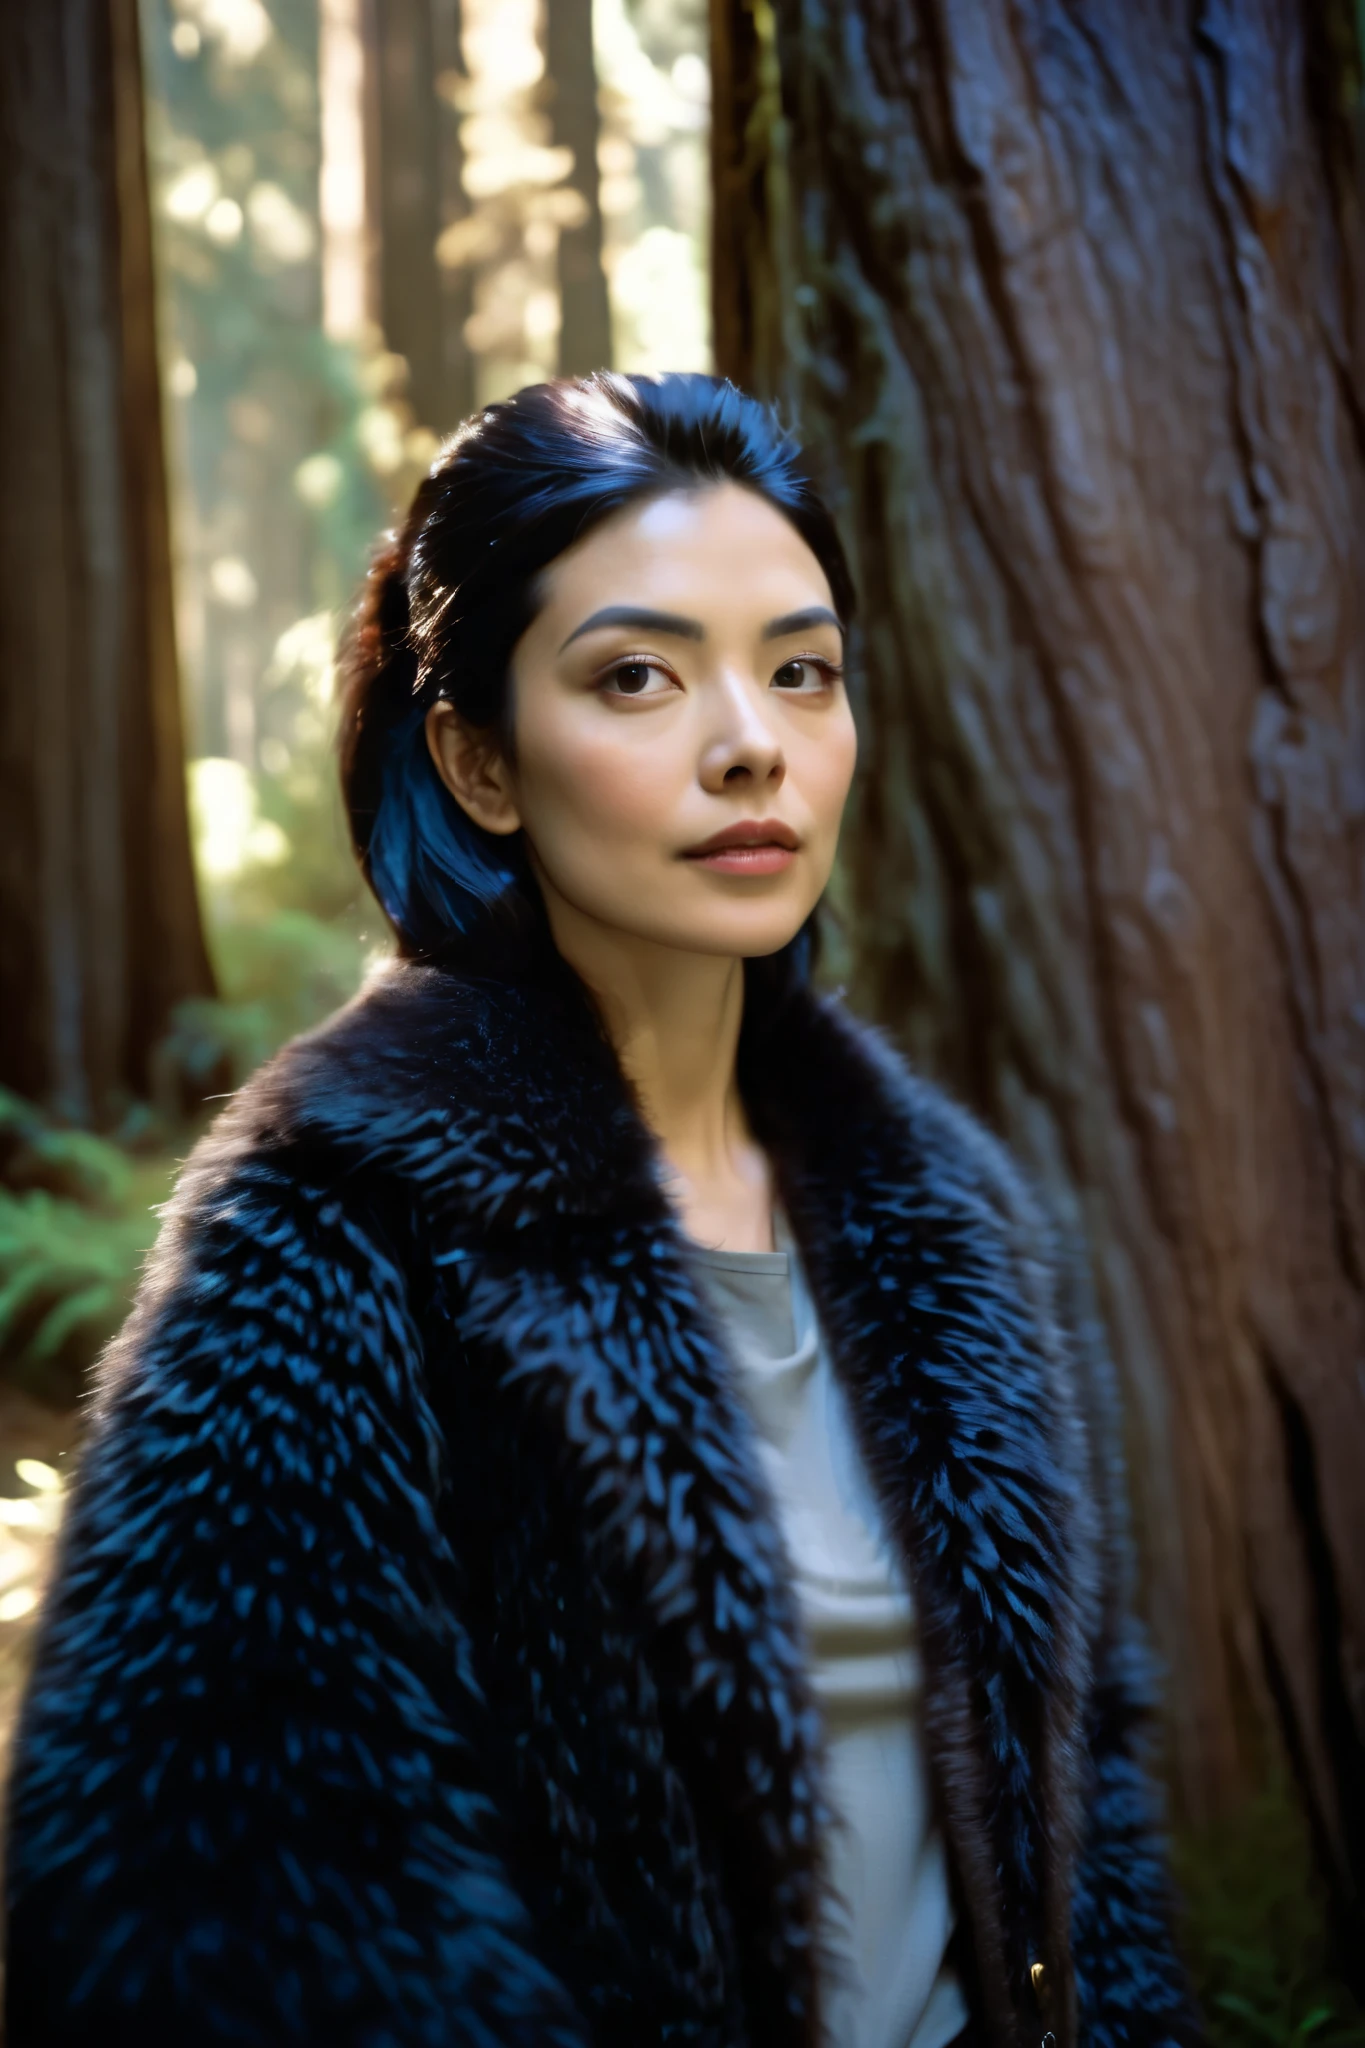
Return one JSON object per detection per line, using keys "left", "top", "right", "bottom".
{"left": 537, "top": 481, "right": 835, "bottom": 624}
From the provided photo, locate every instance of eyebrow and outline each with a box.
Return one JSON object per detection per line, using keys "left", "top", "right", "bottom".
{"left": 559, "top": 606, "right": 704, "bottom": 651}
{"left": 558, "top": 601, "right": 843, "bottom": 653}
{"left": 761, "top": 606, "right": 842, "bottom": 641}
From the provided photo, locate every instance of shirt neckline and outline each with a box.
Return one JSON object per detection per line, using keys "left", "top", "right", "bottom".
{"left": 686, "top": 1244, "right": 790, "bottom": 1276}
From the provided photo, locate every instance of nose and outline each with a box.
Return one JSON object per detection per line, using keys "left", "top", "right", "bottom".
{"left": 699, "top": 669, "right": 786, "bottom": 794}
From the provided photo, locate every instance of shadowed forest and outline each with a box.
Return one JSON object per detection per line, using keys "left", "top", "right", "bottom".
{"left": 2, "top": 1, "right": 1365, "bottom": 2038}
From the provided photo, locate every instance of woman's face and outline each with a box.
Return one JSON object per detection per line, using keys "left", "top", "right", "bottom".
{"left": 427, "top": 481, "right": 858, "bottom": 962}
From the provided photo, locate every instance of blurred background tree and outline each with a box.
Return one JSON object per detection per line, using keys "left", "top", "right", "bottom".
{"left": 358, "top": 0, "right": 475, "bottom": 428}
{"left": 545, "top": 0, "right": 613, "bottom": 370}
{"left": 0, "top": 0, "right": 214, "bottom": 1130}
{"left": 711, "top": 0, "right": 1365, "bottom": 1996}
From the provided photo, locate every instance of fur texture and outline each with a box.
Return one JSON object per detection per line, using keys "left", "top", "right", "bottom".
{"left": 4, "top": 958, "right": 1200, "bottom": 2047}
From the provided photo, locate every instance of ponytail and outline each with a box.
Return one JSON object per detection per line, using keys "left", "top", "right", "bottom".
{"left": 338, "top": 492, "right": 529, "bottom": 958}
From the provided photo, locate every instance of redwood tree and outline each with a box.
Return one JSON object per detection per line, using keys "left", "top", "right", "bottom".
{"left": 545, "top": 0, "right": 613, "bottom": 374}
{"left": 0, "top": 0, "right": 213, "bottom": 1125}
{"left": 361, "top": 0, "right": 474, "bottom": 433}
{"left": 712, "top": 0, "right": 1365, "bottom": 1941}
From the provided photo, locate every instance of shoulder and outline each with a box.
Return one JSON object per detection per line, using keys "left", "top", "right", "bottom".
{"left": 103, "top": 964, "right": 475, "bottom": 1372}
{"left": 761, "top": 987, "right": 1059, "bottom": 1267}
{"left": 823, "top": 1001, "right": 1130, "bottom": 1568}
{"left": 185, "top": 959, "right": 496, "bottom": 1162}
{"left": 764, "top": 987, "right": 1105, "bottom": 1434}
{"left": 161, "top": 958, "right": 520, "bottom": 1233}
{"left": 858, "top": 1010, "right": 1049, "bottom": 1226}
{"left": 808, "top": 996, "right": 1126, "bottom": 1604}
{"left": 129, "top": 954, "right": 648, "bottom": 1359}
{"left": 849, "top": 1007, "right": 1091, "bottom": 1393}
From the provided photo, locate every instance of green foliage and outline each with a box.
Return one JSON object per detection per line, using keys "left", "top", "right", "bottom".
{"left": 211, "top": 902, "right": 368, "bottom": 1031}
{"left": 159, "top": 904, "right": 373, "bottom": 1096}
{"left": 141, "top": 0, "right": 386, "bottom": 619}
{"left": 176, "top": 727, "right": 380, "bottom": 1092}
{"left": 1176, "top": 1779, "right": 1365, "bottom": 2048}
{"left": 0, "top": 807, "right": 375, "bottom": 1403}
{"left": 0, "top": 1090, "right": 138, "bottom": 1210}
{"left": 140, "top": 0, "right": 435, "bottom": 783}
{"left": 0, "top": 1189, "right": 160, "bottom": 1393}
{"left": 0, "top": 1093, "right": 174, "bottom": 1401}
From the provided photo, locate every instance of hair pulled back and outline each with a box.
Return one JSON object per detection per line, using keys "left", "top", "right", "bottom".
{"left": 339, "top": 371, "right": 854, "bottom": 961}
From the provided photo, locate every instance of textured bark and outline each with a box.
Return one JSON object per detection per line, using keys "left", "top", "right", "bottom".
{"left": 713, "top": 0, "right": 1365, "bottom": 1937}
{"left": 709, "top": 0, "right": 783, "bottom": 398}
{"left": 545, "top": 0, "right": 613, "bottom": 375}
{"left": 0, "top": 0, "right": 213, "bottom": 1124}
{"left": 362, "top": 0, "right": 473, "bottom": 432}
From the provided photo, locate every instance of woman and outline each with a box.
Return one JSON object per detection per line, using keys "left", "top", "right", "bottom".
{"left": 5, "top": 374, "right": 1198, "bottom": 2048}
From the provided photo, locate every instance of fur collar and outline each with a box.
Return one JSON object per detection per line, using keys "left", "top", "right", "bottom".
{"left": 206, "top": 953, "right": 1100, "bottom": 2048}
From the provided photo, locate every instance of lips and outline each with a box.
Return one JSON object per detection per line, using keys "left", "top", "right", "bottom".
{"left": 681, "top": 819, "right": 801, "bottom": 875}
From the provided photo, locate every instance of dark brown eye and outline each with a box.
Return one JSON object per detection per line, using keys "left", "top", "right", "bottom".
{"left": 772, "top": 657, "right": 838, "bottom": 692}
{"left": 599, "top": 658, "right": 673, "bottom": 699}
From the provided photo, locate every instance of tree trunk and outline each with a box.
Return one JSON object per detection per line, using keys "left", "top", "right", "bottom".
{"left": 0, "top": 0, "right": 214, "bottom": 1126}
{"left": 545, "top": 0, "right": 613, "bottom": 375}
{"left": 362, "top": 0, "right": 473, "bottom": 432}
{"left": 712, "top": 0, "right": 1365, "bottom": 1940}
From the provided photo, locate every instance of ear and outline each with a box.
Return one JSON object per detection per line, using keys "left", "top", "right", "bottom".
{"left": 425, "top": 701, "right": 522, "bottom": 837}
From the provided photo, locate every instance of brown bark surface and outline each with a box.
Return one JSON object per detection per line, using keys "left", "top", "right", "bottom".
{"left": 362, "top": 0, "right": 473, "bottom": 432}
{"left": 713, "top": 0, "right": 1365, "bottom": 1925}
{"left": 0, "top": 0, "right": 213, "bottom": 1124}
{"left": 545, "top": 0, "right": 613, "bottom": 375}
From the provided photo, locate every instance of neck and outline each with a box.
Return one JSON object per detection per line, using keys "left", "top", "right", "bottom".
{"left": 539, "top": 887, "right": 773, "bottom": 1250}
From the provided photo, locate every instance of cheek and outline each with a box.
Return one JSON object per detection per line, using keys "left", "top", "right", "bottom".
{"left": 796, "top": 710, "right": 858, "bottom": 830}
{"left": 516, "top": 710, "right": 683, "bottom": 854}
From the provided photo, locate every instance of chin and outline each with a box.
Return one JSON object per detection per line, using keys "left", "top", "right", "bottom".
{"left": 653, "top": 908, "right": 815, "bottom": 960}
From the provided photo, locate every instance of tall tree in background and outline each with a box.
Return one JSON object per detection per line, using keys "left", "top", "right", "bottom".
{"left": 545, "top": 0, "right": 613, "bottom": 373}
{"left": 713, "top": 0, "right": 1365, "bottom": 1952}
{"left": 0, "top": 0, "right": 213, "bottom": 1124}
{"left": 362, "top": 0, "right": 473, "bottom": 431}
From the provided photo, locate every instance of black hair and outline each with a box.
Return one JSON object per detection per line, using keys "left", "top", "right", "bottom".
{"left": 338, "top": 371, "right": 854, "bottom": 969}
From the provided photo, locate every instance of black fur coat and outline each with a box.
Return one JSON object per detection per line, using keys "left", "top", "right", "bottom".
{"left": 5, "top": 956, "right": 1199, "bottom": 2048}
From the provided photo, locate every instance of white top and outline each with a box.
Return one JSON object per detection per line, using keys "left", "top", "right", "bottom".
{"left": 690, "top": 1223, "right": 968, "bottom": 2048}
